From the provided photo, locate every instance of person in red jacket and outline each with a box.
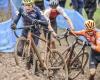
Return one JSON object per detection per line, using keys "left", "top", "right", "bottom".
{"left": 72, "top": 20, "right": 100, "bottom": 80}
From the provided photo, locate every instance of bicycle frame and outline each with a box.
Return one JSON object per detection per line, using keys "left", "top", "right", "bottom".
{"left": 14, "top": 25, "right": 56, "bottom": 69}
{"left": 58, "top": 29, "right": 88, "bottom": 64}
{"left": 57, "top": 29, "right": 89, "bottom": 79}
{"left": 26, "top": 26, "right": 47, "bottom": 69}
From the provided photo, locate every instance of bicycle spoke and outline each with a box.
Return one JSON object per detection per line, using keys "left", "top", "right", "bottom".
{"left": 68, "top": 52, "right": 88, "bottom": 79}
{"left": 46, "top": 50, "right": 68, "bottom": 80}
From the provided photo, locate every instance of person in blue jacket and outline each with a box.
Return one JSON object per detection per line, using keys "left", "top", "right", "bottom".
{"left": 11, "top": 0, "right": 48, "bottom": 56}
{"left": 70, "top": 0, "right": 84, "bottom": 15}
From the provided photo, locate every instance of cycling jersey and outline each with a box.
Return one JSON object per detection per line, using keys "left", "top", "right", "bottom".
{"left": 44, "top": 6, "right": 70, "bottom": 23}
{"left": 13, "top": 5, "right": 47, "bottom": 26}
{"left": 49, "top": 9, "right": 59, "bottom": 20}
{"left": 73, "top": 29, "right": 100, "bottom": 52}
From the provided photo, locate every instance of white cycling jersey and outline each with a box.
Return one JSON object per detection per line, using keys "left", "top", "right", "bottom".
{"left": 44, "top": 6, "right": 70, "bottom": 23}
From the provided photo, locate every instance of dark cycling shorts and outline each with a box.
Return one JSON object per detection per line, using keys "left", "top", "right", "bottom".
{"left": 89, "top": 49, "right": 100, "bottom": 69}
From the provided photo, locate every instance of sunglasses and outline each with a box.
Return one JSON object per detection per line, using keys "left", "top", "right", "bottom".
{"left": 86, "top": 30, "right": 94, "bottom": 32}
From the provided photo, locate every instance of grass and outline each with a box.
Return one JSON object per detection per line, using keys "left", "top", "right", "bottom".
{"left": 94, "top": 8, "right": 100, "bottom": 28}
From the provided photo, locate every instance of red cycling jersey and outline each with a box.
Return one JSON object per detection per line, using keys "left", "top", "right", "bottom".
{"left": 49, "top": 9, "right": 59, "bottom": 20}
{"left": 44, "top": 6, "right": 69, "bottom": 23}
{"left": 44, "top": 6, "right": 74, "bottom": 30}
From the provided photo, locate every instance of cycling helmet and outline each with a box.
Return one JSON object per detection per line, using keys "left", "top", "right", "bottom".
{"left": 49, "top": 0, "right": 59, "bottom": 8}
{"left": 84, "top": 20, "right": 95, "bottom": 31}
{"left": 22, "top": 0, "right": 34, "bottom": 4}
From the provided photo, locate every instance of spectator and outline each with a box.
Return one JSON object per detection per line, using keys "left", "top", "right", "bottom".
{"left": 59, "top": 0, "right": 67, "bottom": 7}
{"left": 97, "top": 0, "right": 100, "bottom": 8}
{"left": 34, "top": 0, "right": 44, "bottom": 10}
{"left": 98, "top": 0, "right": 100, "bottom": 4}
{"left": 84, "top": 0, "right": 97, "bottom": 20}
{"left": 70, "top": 0, "right": 84, "bottom": 15}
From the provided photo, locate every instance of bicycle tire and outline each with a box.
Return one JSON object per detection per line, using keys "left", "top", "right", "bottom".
{"left": 46, "top": 49, "right": 68, "bottom": 80}
{"left": 68, "top": 52, "right": 88, "bottom": 79}
{"left": 14, "top": 37, "right": 26, "bottom": 65}
{"left": 22, "top": 39, "right": 37, "bottom": 75}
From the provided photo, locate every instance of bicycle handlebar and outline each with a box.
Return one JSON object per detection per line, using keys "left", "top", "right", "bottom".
{"left": 12, "top": 25, "right": 53, "bottom": 38}
{"left": 57, "top": 28, "right": 91, "bottom": 46}
{"left": 22, "top": 12, "right": 48, "bottom": 26}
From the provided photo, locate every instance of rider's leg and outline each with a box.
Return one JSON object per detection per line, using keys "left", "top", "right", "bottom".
{"left": 51, "top": 20, "right": 57, "bottom": 33}
{"left": 50, "top": 20, "right": 57, "bottom": 49}
{"left": 17, "top": 29, "right": 28, "bottom": 56}
{"left": 89, "top": 50, "right": 98, "bottom": 80}
{"left": 51, "top": 37, "right": 56, "bottom": 49}
{"left": 89, "top": 68, "right": 96, "bottom": 80}
{"left": 33, "top": 32, "right": 41, "bottom": 46}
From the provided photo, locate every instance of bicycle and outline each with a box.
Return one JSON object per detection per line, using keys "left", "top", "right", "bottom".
{"left": 57, "top": 29, "right": 89, "bottom": 80}
{"left": 12, "top": 23, "right": 68, "bottom": 80}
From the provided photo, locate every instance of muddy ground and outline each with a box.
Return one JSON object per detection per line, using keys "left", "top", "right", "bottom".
{"left": 0, "top": 32, "right": 100, "bottom": 80}
{"left": 0, "top": 48, "right": 100, "bottom": 80}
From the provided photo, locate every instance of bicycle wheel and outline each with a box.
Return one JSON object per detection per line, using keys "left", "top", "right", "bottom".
{"left": 46, "top": 49, "right": 68, "bottom": 80}
{"left": 14, "top": 37, "right": 26, "bottom": 65}
{"left": 15, "top": 37, "right": 26, "bottom": 57}
{"left": 23, "top": 40, "right": 37, "bottom": 75}
{"left": 68, "top": 52, "right": 88, "bottom": 79}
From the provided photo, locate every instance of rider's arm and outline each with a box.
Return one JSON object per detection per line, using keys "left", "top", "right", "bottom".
{"left": 44, "top": 8, "right": 57, "bottom": 37}
{"left": 57, "top": 6, "right": 74, "bottom": 30}
{"left": 13, "top": 7, "right": 22, "bottom": 25}
{"left": 72, "top": 30, "right": 85, "bottom": 36}
{"left": 91, "top": 33, "right": 100, "bottom": 52}
{"left": 36, "top": 7, "right": 48, "bottom": 27}
{"left": 43, "top": 8, "right": 51, "bottom": 24}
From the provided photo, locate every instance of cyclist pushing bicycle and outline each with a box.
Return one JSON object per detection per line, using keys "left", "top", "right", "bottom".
{"left": 71, "top": 20, "right": 100, "bottom": 80}
{"left": 11, "top": 0, "right": 49, "bottom": 56}
{"left": 44, "top": 0, "right": 74, "bottom": 49}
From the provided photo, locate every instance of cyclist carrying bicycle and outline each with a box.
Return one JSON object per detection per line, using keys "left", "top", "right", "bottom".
{"left": 71, "top": 20, "right": 100, "bottom": 80}
{"left": 11, "top": 0, "right": 48, "bottom": 56}
{"left": 44, "top": 0, "right": 74, "bottom": 49}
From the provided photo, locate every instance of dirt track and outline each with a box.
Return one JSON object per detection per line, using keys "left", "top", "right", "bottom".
{"left": 0, "top": 53, "right": 44, "bottom": 80}
{"left": 0, "top": 51, "right": 100, "bottom": 80}
{"left": 0, "top": 29, "right": 100, "bottom": 80}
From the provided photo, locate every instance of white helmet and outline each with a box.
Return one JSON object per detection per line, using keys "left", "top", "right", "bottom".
{"left": 49, "top": 0, "right": 59, "bottom": 8}
{"left": 84, "top": 20, "right": 95, "bottom": 31}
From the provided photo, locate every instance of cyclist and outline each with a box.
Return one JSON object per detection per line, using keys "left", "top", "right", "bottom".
{"left": 71, "top": 20, "right": 100, "bottom": 80}
{"left": 11, "top": 0, "right": 48, "bottom": 56}
{"left": 44, "top": 0, "right": 74, "bottom": 49}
